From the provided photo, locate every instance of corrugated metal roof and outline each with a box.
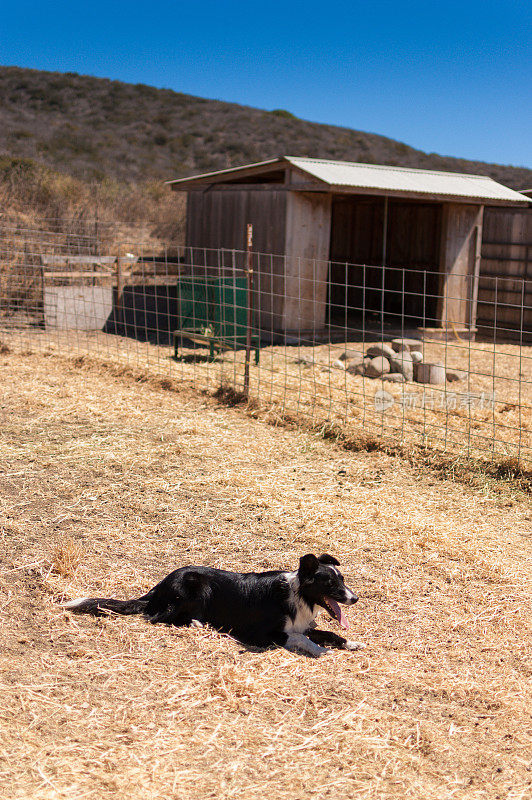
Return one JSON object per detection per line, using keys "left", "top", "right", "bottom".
{"left": 285, "top": 157, "right": 529, "bottom": 203}
{"left": 167, "top": 156, "right": 529, "bottom": 205}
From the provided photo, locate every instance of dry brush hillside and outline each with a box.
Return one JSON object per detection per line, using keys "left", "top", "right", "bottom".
{"left": 1, "top": 65, "right": 531, "bottom": 186}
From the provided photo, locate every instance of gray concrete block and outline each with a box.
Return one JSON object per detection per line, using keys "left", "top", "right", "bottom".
{"left": 45, "top": 286, "right": 113, "bottom": 330}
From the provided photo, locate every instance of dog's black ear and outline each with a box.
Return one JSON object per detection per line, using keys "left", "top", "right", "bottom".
{"left": 318, "top": 554, "right": 340, "bottom": 566}
{"left": 298, "top": 554, "right": 320, "bottom": 581}
{"left": 182, "top": 571, "right": 207, "bottom": 597}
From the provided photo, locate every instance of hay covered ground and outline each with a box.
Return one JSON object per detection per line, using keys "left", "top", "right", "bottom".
{"left": 1, "top": 348, "right": 532, "bottom": 800}
{"left": 2, "top": 326, "right": 531, "bottom": 470}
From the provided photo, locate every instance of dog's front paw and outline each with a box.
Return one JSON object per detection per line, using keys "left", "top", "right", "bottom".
{"left": 293, "top": 641, "right": 330, "bottom": 658}
{"left": 189, "top": 619, "right": 204, "bottom": 628}
{"left": 285, "top": 633, "right": 330, "bottom": 657}
{"left": 310, "top": 644, "right": 330, "bottom": 658}
{"left": 344, "top": 640, "right": 366, "bottom": 651}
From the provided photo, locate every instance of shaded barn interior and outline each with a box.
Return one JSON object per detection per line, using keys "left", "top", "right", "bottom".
{"left": 328, "top": 197, "right": 442, "bottom": 327}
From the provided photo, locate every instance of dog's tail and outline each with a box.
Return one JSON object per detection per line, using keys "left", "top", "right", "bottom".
{"left": 63, "top": 592, "right": 152, "bottom": 617}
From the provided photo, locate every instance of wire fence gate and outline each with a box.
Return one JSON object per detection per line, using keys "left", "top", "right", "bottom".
{"left": 1, "top": 222, "right": 531, "bottom": 472}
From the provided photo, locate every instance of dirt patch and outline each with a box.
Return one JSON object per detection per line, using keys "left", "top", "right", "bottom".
{"left": 1, "top": 350, "right": 531, "bottom": 800}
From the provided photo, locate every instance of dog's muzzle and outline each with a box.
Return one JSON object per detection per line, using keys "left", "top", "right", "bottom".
{"left": 343, "top": 589, "right": 358, "bottom": 605}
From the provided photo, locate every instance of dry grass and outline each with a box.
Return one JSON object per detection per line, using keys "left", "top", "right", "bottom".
{"left": 1, "top": 348, "right": 531, "bottom": 800}
{"left": 51, "top": 537, "right": 84, "bottom": 578}
{"left": 2, "top": 326, "right": 530, "bottom": 473}
{"left": 0, "top": 158, "right": 187, "bottom": 248}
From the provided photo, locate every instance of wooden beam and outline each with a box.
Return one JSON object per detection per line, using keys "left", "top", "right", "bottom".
{"left": 41, "top": 255, "right": 118, "bottom": 267}
{"left": 43, "top": 271, "right": 115, "bottom": 278}
{"left": 168, "top": 159, "right": 287, "bottom": 189}
{"left": 183, "top": 183, "right": 328, "bottom": 193}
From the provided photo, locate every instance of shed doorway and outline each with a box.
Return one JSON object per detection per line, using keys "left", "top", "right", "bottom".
{"left": 327, "top": 196, "right": 442, "bottom": 330}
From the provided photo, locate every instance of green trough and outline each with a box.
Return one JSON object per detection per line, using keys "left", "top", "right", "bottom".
{"left": 173, "top": 276, "right": 260, "bottom": 363}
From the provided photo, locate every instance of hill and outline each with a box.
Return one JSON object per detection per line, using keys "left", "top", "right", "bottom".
{"left": 1, "top": 65, "right": 531, "bottom": 189}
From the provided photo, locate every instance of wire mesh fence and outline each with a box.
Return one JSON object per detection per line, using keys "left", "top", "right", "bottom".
{"left": 1, "top": 222, "right": 531, "bottom": 472}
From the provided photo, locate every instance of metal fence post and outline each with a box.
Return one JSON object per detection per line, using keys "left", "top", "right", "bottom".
{"left": 243, "top": 223, "right": 253, "bottom": 397}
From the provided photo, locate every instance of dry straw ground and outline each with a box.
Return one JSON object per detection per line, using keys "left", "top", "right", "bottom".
{"left": 1, "top": 348, "right": 532, "bottom": 800}
{"left": 3, "top": 327, "right": 531, "bottom": 472}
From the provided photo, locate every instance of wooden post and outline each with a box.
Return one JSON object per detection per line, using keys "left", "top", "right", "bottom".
{"left": 40, "top": 263, "right": 46, "bottom": 329}
{"left": 437, "top": 204, "right": 483, "bottom": 332}
{"left": 381, "top": 196, "right": 388, "bottom": 327}
{"left": 382, "top": 195, "right": 389, "bottom": 267}
{"left": 243, "top": 223, "right": 253, "bottom": 397}
{"left": 282, "top": 192, "right": 332, "bottom": 331}
{"left": 116, "top": 246, "right": 122, "bottom": 330}
{"left": 469, "top": 208, "right": 484, "bottom": 329}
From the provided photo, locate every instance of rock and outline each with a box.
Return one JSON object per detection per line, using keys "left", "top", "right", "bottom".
{"left": 366, "top": 343, "right": 396, "bottom": 360}
{"left": 338, "top": 349, "right": 364, "bottom": 362}
{"left": 446, "top": 370, "right": 463, "bottom": 382}
{"left": 333, "top": 359, "right": 346, "bottom": 370}
{"left": 365, "top": 356, "right": 390, "bottom": 378}
{"left": 410, "top": 350, "right": 423, "bottom": 363}
{"left": 391, "top": 342, "right": 409, "bottom": 353}
{"left": 389, "top": 350, "right": 414, "bottom": 381}
{"left": 415, "top": 362, "right": 446, "bottom": 385}
{"left": 391, "top": 338, "right": 423, "bottom": 353}
{"left": 382, "top": 373, "right": 406, "bottom": 383}
{"left": 346, "top": 361, "right": 367, "bottom": 376}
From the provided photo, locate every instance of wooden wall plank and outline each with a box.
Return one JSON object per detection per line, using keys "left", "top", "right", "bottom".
{"left": 283, "top": 191, "right": 332, "bottom": 331}
{"left": 185, "top": 189, "right": 288, "bottom": 329}
{"left": 478, "top": 207, "right": 532, "bottom": 337}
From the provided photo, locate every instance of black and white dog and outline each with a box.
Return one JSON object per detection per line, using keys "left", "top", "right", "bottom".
{"left": 64, "top": 553, "right": 364, "bottom": 657}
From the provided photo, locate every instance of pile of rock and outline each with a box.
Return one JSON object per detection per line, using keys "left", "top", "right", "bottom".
{"left": 335, "top": 339, "right": 461, "bottom": 385}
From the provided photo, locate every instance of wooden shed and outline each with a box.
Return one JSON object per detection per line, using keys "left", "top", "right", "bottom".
{"left": 168, "top": 157, "right": 529, "bottom": 336}
{"left": 478, "top": 205, "right": 532, "bottom": 339}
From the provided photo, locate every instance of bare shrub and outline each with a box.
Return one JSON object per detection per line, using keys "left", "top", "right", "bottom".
{"left": 0, "top": 158, "right": 186, "bottom": 247}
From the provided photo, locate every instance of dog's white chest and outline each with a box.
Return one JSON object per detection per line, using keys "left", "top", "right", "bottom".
{"left": 285, "top": 601, "right": 316, "bottom": 634}
{"left": 282, "top": 571, "right": 317, "bottom": 634}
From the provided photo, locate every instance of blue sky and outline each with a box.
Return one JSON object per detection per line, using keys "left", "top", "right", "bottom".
{"left": 1, "top": 0, "right": 530, "bottom": 167}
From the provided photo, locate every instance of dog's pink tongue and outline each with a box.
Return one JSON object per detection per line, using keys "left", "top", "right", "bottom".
{"left": 325, "top": 597, "right": 349, "bottom": 629}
